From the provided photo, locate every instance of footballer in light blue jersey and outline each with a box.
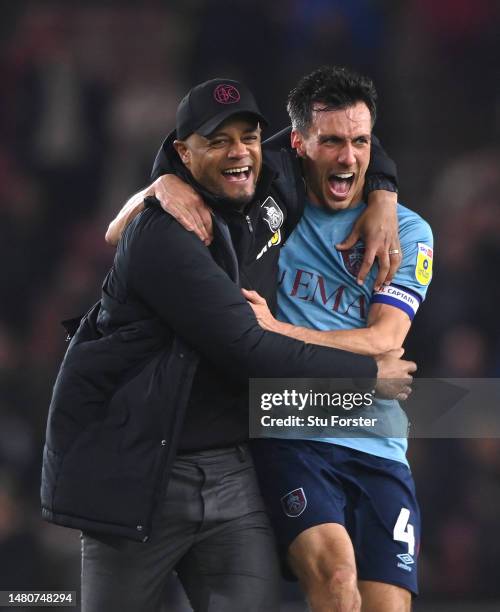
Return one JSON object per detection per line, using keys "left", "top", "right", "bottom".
{"left": 252, "top": 196, "right": 433, "bottom": 599}
{"left": 276, "top": 199, "right": 433, "bottom": 465}
{"left": 249, "top": 66, "right": 432, "bottom": 604}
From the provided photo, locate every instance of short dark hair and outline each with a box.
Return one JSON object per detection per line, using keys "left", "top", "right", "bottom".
{"left": 287, "top": 66, "right": 377, "bottom": 133}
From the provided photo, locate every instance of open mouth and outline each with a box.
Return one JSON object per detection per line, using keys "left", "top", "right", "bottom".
{"left": 222, "top": 166, "right": 252, "bottom": 182}
{"left": 328, "top": 172, "right": 354, "bottom": 199}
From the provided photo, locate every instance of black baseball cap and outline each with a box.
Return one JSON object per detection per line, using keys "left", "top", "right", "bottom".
{"left": 176, "top": 78, "right": 268, "bottom": 140}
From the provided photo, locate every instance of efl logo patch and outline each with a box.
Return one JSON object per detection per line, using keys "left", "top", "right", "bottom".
{"left": 415, "top": 243, "right": 433, "bottom": 286}
{"left": 281, "top": 487, "right": 307, "bottom": 517}
{"left": 340, "top": 242, "right": 365, "bottom": 277}
{"left": 261, "top": 196, "right": 284, "bottom": 232}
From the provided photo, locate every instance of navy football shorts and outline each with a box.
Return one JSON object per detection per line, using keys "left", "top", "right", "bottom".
{"left": 251, "top": 438, "right": 420, "bottom": 595}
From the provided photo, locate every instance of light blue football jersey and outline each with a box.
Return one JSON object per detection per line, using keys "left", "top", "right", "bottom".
{"left": 277, "top": 200, "right": 434, "bottom": 465}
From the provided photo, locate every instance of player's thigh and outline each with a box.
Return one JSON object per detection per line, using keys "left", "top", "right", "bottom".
{"left": 250, "top": 439, "right": 348, "bottom": 568}
{"left": 176, "top": 509, "right": 281, "bottom": 612}
{"left": 342, "top": 450, "right": 421, "bottom": 598}
{"left": 358, "top": 580, "right": 411, "bottom": 612}
{"left": 288, "top": 522, "right": 357, "bottom": 585}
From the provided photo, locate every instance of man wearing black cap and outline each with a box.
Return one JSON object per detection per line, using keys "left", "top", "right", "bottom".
{"left": 173, "top": 80, "right": 267, "bottom": 211}
{"left": 42, "top": 78, "right": 414, "bottom": 612}
{"left": 108, "top": 79, "right": 401, "bottom": 292}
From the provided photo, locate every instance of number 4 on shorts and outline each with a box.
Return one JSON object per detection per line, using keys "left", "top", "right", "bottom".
{"left": 393, "top": 507, "right": 415, "bottom": 556}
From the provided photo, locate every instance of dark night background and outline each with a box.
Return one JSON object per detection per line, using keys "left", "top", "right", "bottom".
{"left": 0, "top": 1, "right": 499, "bottom": 610}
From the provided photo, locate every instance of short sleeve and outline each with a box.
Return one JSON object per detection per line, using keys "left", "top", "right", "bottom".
{"left": 371, "top": 213, "right": 434, "bottom": 320}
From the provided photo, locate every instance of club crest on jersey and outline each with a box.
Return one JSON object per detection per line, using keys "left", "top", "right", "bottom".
{"left": 340, "top": 243, "right": 365, "bottom": 277}
{"left": 281, "top": 487, "right": 307, "bottom": 517}
{"left": 415, "top": 243, "right": 433, "bottom": 286}
{"left": 261, "top": 196, "right": 284, "bottom": 232}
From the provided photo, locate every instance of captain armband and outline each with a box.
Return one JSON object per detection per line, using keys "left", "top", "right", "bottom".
{"left": 371, "top": 284, "right": 422, "bottom": 321}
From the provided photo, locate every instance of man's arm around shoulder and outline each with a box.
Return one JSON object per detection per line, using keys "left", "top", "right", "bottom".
{"left": 124, "top": 211, "right": 377, "bottom": 382}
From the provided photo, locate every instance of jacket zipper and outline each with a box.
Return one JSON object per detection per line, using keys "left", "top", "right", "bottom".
{"left": 245, "top": 215, "right": 253, "bottom": 233}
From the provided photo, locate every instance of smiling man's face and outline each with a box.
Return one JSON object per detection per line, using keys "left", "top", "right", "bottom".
{"left": 174, "top": 117, "right": 262, "bottom": 208}
{"left": 292, "top": 101, "right": 372, "bottom": 211}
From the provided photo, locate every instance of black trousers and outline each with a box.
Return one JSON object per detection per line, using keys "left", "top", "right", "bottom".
{"left": 81, "top": 446, "right": 281, "bottom": 612}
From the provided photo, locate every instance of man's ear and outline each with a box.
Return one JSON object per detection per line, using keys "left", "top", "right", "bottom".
{"left": 291, "top": 130, "right": 306, "bottom": 158}
{"left": 173, "top": 140, "right": 190, "bottom": 167}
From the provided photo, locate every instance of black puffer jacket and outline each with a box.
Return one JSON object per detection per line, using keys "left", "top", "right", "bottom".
{"left": 41, "top": 126, "right": 394, "bottom": 541}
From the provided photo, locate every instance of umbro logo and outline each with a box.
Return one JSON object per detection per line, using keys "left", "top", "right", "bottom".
{"left": 397, "top": 553, "right": 414, "bottom": 565}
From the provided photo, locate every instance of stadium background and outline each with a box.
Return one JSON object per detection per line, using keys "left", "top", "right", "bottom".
{"left": 1, "top": 1, "right": 499, "bottom": 610}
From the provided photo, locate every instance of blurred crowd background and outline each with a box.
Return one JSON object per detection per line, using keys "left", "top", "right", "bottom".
{"left": 1, "top": 1, "right": 499, "bottom": 610}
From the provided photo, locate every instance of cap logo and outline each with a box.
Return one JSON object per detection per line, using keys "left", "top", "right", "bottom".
{"left": 213, "top": 84, "right": 241, "bottom": 104}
